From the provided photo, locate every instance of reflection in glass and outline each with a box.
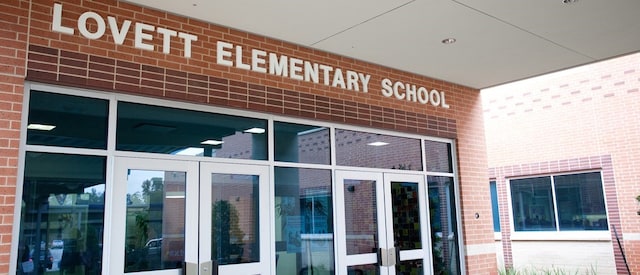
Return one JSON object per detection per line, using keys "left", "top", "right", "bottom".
{"left": 211, "top": 173, "right": 260, "bottom": 264}
{"left": 274, "top": 121, "right": 330, "bottom": 164}
{"left": 344, "top": 179, "right": 378, "bottom": 255}
{"left": 18, "top": 152, "right": 106, "bottom": 275}
{"left": 396, "top": 259, "right": 423, "bottom": 275}
{"left": 554, "top": 172, "right": 608, "bottom": 231}
{"left": 428, "top": 176, "right": 461, "bottom": 275}
{"left": 347, "top": 264, "right": 379, "bottom": 275}
{"left": 391, "top": 182, "right": 421, "bottom": 250}
{"left": 275, "top": 167, "right": 334, "bottom": 275}
{"left": 117, "top": 102, "right": 267, "bottom": 160}
{"left": 335, "top": 129, "right": 422, "bottom": 170}
{"left": 125, "top": 170, "right": 185, "bottom": 272}
{"left": 424, "top": 140, "right": 453, "bottom": 173}
{"left": 27, "top": 90, "right": 109, "bottom": 149}
{"left": 510, "top": 177, "right": 556, "bottom": 231}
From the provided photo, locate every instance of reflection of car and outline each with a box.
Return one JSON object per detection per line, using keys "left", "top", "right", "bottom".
{"left": 125, "top": 238, "right": 163, "bottom": 271}
{"left": 145, "top": 238, "right": 162, "bottom": 258}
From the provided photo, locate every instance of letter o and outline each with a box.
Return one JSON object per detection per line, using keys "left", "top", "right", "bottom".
{"left": 78, "top": 11, "right": 106, "bottom": 40}
{"left": 417, "top": 87, "right": 429, "bottom": 104}
{"left": 429, "top": 90, "right": 441, "bottom": 107}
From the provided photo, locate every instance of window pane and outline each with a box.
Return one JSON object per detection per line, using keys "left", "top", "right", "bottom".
{"left": 18, "top": 152, "right": 106, "bottom": 275}
{"left": 211, "top": 173, "right": 260, "bottom": 264}
{"left": 490, "top": 181, "right": 501, "bottom": 232}
{"left": 428, "top": 176, "right": 461, "bottom": 275}
{"left": 510, "top": 177, "right": 556, "bottom": 231}
{"left": 274, "top": 122, "right": 330, "bottom": 164}
{"left": 391, "top": 181, "right": 422, "bottom": 250}
{"left": 275, "top": 167, "right": 334, "bottom": 275}
{"left": 424, "top": 140, "right": 453, "bottom": 173}
{"left": 125, "top": 169, "right": 185, "bottom": 272}
{"left": 27, "top": 91, "right": 109, "bottom": 149}
{"left": 335, "top": 129, "right": 422, "bottom": 170}
{"left": 554, "top": 172, "right": 608, "bottom": 231}
{"left": 117, "top": 102, "right": 267, "bottom": 160}
{"left": 344, "top": 179, "right": 378, "bottom": 255}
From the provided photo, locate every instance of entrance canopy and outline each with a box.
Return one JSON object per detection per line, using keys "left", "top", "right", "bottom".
{"left": 123, "top": 0, "right": 640, "bottom": 89}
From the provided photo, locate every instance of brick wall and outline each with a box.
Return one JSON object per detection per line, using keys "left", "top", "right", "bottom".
{"left": 2, "top": 0, "right": 495, "bottom": 274}
{"left": 484, "top": 53, "right": 640, "bottom": 274}
{"left": 0, "top": 0, "right": 28, "bottom": 273}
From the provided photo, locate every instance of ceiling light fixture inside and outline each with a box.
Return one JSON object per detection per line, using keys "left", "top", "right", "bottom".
{"left": 367, "top": 141, "right": 389, "bottom": 147}
{"left": 442, "top": 38, "right": 456, "bottom": 44}
{"left": 201, "top": 139, "right": 224, "bottom": 145}
{"left": 244, "top": 127, "right": 265, "bottom": 134}
{"left": 562, "top": 0, "right": 578, "bottom": 3}
{"left": 27, "top": 124, "right": 56, "bottom": 131}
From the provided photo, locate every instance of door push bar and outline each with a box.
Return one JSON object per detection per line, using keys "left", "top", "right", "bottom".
{"left": 377, "top": 247, "right": 401, "bottom": 267}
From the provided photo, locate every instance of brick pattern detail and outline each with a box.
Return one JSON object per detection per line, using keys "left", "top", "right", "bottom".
{"left": 0, "top": 0, "right": 29, "bottom": 273}
{"left": 489, "top": 156, "right": 625, "bottom": 273}
{"left": 26, "top": 44, "right": 458, "bottom": 138}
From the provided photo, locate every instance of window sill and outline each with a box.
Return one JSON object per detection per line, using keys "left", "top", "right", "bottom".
{"left": 510, "top": 231, "right": 610, "bottom": 241}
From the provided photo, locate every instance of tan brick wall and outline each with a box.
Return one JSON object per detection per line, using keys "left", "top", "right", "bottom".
{"left": 484, "top": 53, "right": 640, "bottom": 274}
{"left": 1, "top": 0, "right": 496, "bottom": 274}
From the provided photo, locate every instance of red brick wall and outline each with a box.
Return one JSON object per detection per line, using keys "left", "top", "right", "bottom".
{"left": 484, "top": 53, "right": 640, "bottom": 274}
{"left": 0, "top": 0, "right": 28, "bottom": 273}
{"left": 1, "top": 0, "right": 495, "bottom": 274}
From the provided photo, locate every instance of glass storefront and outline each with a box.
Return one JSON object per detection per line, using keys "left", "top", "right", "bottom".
{"left": 16, "top": 87, "right": 461, "bottom": 275}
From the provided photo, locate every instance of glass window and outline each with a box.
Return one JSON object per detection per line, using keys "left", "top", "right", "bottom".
{"left": 424, "top": 140, "right": 453, "bottom": 173}
{"left": 27, "top": 91, "right": 109, "bottom": 149}
{"left": 274, "top": 122, "right": 330, "bottom": 164}
{"left": 510, "top": 176, "right": 556, "bottom": 231}
{"left": 335, "top": 129, "right": 422, "bottom": 171}
{"left": 210, "top": 172, "right": 260, "bottom": 264}
{"left": 275, "top": 167, "right": 334, "bottom": 275}
{"left": 554, "top": 172, "right": 608, "bottom": 231}
{"left": 509, "top": 172, "right": 608, "bottom": 232}
{"left": 116, "top": 102, "right": 267, "bottom": 160}
{"left": 428, "top": 176, "right": 460, "bottom": 275}
{"left": 124, "top": 169, "right": 185, "bottom": 272}
{"left": 490, "top": 181, "right": 501, "bottom": 232}
{"left": 18, "top": 152, "right": 106, "bottom": 275}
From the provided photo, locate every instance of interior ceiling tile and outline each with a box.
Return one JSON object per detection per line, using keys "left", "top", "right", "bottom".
{"left": 122, "top": 0, "right": 640, "bottom": 89}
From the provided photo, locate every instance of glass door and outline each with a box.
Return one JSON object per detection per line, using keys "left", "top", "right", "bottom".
{"left": 109, "top": 157, "right": 270, "bottom": 275}
{"left": 199, "top": 162, "right": 270, "bottom": 275}
{"left": 335, "top": 171, "right": 431, "bottom": 275}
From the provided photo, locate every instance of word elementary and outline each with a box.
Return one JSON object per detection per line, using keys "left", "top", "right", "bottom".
{"left": 51, "top": 3, "right": 449, "bottom": 109}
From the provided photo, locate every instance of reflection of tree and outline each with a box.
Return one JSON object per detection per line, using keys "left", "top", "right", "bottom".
{"left": 430, "top": 193, "right": 448, "bottom": 275}
{"left": 212, "top": 200, "right": 245, "bottom": 264}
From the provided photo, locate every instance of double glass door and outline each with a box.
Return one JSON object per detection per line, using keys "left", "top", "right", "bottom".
{"left": 336, "top": 171, "right": 431, "bottom": 275}
{"left": 109, "top": 157, "right": 270, "bottom": 275}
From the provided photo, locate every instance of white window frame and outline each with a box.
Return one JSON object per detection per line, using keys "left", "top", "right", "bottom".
{"left": 507, "top": 171, "right": 611, "bottom": 241}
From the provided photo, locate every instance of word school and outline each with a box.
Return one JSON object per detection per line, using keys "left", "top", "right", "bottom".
{"left": 51, "top": 3, "right": 449, "bottom": 109}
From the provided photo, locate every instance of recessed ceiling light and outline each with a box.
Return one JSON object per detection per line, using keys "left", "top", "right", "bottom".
{"left": 201, "top": 139, "right": 224, "bottom": 145}
{"left": 367, "top": 141, "right": 389, "bottom": 147}
{"left": 441, "top": 38, "right": 457, "bottom": 44}
{"left": 27, "top": 124, "right": 56, "bottom": 131}
{"left": 173, "top": 147, "right": 204, "bottom": 156}
{"left": 244, "top": 127, "right": 265, "bottom": 134}
{"left": 562, "top": 0, "right": 578, "bottom": 4}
